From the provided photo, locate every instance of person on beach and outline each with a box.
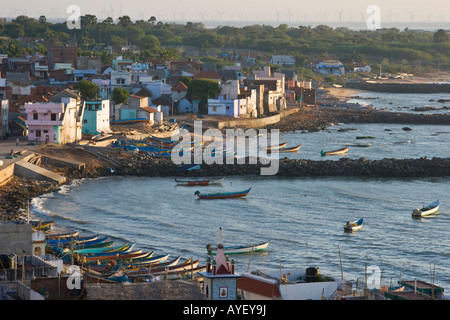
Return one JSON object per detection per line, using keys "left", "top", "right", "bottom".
{"left": 16, "top": 138, "right": 19, "bottom": 146}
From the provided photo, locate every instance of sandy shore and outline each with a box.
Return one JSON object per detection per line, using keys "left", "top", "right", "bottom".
{"left": 321, "top": 86, "right": 365, "bottom": 102}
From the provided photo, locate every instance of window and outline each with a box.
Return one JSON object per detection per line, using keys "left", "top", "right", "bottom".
{"left": 212, "top": 106, "right": 217, "bottom": 111}
{"left": 43, "top": 130, "right": 48, "bottom": 133}
{"left": 51, "top": 114, "right": 57, "bottom": 121}
{"left": 36, "top": 130, "right": 41, "bottom": 137}
{"left": 33, "top": 113, "right": 38, "bottom": 120}
{"left": 83, "top": 120, "right": 87, "bottom": 123}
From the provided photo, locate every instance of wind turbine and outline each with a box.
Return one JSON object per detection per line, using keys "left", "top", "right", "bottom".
{"left": 337, "top": 9, "right": 344, "bottom": 23}
{"left": 217, "top": 11, "right": 224, "bottom": 25}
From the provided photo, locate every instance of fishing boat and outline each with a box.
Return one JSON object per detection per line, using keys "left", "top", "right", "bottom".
{"left": 279, "top": 144, "right": 301, "bottom": 153}
{"left": 412, "top": 200, "right": 440, "bottom": 217}
{"left": 82, "top": 250, "right": 153, "bottom": 263}
{"left": 206, "top": 241, "right": 270, "bottom": 255}
{"left": 85, "top": 253, "right": 169, "bottom": 272}
{"left": 175, "top": 177, "right": 224, "bottom": 186}
{"left": 344, "top": 218, "right": 364, "bottom": 232}
{"left": 46, "top": 231, "right": 80, "bottom": 239}
{"left": 124, "top": 256, "right": 181, "bottom": 272}
{"left": 195, "top": 188, "right": 252, "bottom": 199}
{"left": 125, "top": 259, "right": 201, "bottom": 277}
{"left": 266, "top": 142, "right": 287, "bottom": 150}
{"left": 321, "top": 146, "right": 349, "bottom": 156}
{"left": 46, "top": 234, "right": 99, "bottom": 245}
{"left": 31, "top": 220, "right": 55, "bottom": 231}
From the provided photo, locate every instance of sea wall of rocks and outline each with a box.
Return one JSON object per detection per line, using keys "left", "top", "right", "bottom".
{"left": 346, "top": 82, "right": 450, "bottom": 93}
{"left": 115, "top": 155, "right": 450, "bottom": 178}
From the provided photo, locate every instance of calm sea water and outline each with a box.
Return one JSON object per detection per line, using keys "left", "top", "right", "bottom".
{"left": 31, "top": 92, "right": 450, "bottom": 294}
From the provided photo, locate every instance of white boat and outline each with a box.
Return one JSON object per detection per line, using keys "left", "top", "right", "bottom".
{"left": 206, "top": 241, "right": 269, "bottom": 255}
{"left": 412, "top": 200, "right": 440, "bottom": 217}
{"left": 344, "top": 218, "right": 364, "bottom": 232}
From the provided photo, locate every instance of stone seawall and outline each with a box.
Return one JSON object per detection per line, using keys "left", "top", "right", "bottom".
{"left": 116, "top": 155, "right": 450, "bottom": 178}
{"left": 346, "top": 82, "right": 450, "bottom": 93}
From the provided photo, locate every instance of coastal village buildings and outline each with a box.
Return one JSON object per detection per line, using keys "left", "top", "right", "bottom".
{"left": 82, "top": 100, "right": 111, "bottom": 135}
{"left": 315, "top": 60, "right": 346, "bottom": 75}
{"left": 25, "top": 97, "right": 84, "bottom": 144}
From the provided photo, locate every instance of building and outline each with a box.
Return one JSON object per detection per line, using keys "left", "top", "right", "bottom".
{"left": 315, "top": 60, "right": 346, "bottom": 75}
{"left": 110, "top": 70, "right": 131, "bottom": 87}
{"left": 82, "top": 100, "right": 111, "bottom": 135}
{"left": 270, "top": 55, "right": 295, "bottom": 67}
{"left": 112, "top": 57, "right": 134, "bottom": 71}
{"left": 171, "top": 81, "right": 188, "bottom": 102}
{"left": 120, "top": 95, "right": 148, "bottom": 120}
{"left": 0, "top": 99, "right": 9, "bottom": 139}
{"left": 208, "top": 95, "right": 242, "bottom": 118}
{"left": 47, "top": 45, "right": 78, "bottom": 72}
{"left": 25, "top": 97, "right": 84, "bottom": 144}
{"left": 199, "top": 228, "right": 240, "bottom": 300}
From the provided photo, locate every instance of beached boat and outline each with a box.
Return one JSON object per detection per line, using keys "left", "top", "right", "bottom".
{"left": 31, "top": 220, "right": 55, "bottom": 231}
{"left": 85, "top": 253, "right": 170, "bottom": 272}
{"left": 195, "top": 188, "right": 252, "bottom": 199}
{"left": 412, "top": 200, "right": 440, "bottom": 217}
{"left": 46, "top": 234, "right": 99, "bottom": 245}
{"left": 344, "top": 218, "right": 364, "bottom": 232}
{"left": 46, "top": 231, "right": 80, "bottom": 239}
{"left": 175, "top": 177, "right": 224, "bottom": 186}
{"left": 83, "top": 250, "right": 153, "bottom": 263}
{"left": 321, "top": 146, "right": 349, "bottom": 156}
{"left": 124, "top": 256, "right": 181, "bottom": 272}
{"left": 279, "top": 144, "right": 301, "bottom": 153}
{"left": 206, "top": 241, "right": 270, "bottom": 255}
{"left": 125, "top": 259, "right": 201, "bottom": 278}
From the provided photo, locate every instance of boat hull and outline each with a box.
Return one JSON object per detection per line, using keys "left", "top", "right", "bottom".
{"left": 208, "top": 241, "right": 269, "bottom": 255}
{"left": 321, "top": 147, "right": 349, "bottom": 156}
{"left": 344, "top": 218, "right": 364, "bottom": 232}
{"left": 195, "top": 188, "right": 251, "bottom": 199}
{"left": 412, "top": 200, "right": 440, "bottom": 217}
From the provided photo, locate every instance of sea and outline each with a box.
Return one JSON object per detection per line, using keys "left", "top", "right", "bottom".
{"left": 31, "top": 91, "right": 450, "bottom": 294}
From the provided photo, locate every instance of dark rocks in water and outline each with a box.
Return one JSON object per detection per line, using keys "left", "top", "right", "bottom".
{"left": 402, "top": 127, "right": 412, "bottom": 131}
{"left": 437, "top": 99, "right": 450, "bottom": 103}
{"left": 356, "top": 136, "right": 375, "bottom": 139}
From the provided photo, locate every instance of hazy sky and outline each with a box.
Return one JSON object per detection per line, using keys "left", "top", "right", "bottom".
{"left": 3, "top": 0, "right": 450, "bottom": 26}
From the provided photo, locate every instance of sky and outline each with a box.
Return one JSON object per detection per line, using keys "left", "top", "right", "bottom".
{"left": 3, "top": 0, "right": 450, "bottom": 28}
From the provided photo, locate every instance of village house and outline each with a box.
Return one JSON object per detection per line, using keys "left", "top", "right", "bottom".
{"left": 177, "top": 98, "right": 199, "bottom": 114}
{"left": 82, "top": 100, "right": 111, "bottom": 135}
{"left": 171, "top": 81, "right": 188, "bottom": 102}
{"left": 120, "top": 95, "right": 148, "bottom": 120}
{"left": 0, "top": 99, "right": 9, "bottom": 139}
{"left": 112, "top": 57, "right": 134, "bottom": 71}
{"left": 269, "top": 55, "right": 296, "bottom": 67}
{"left": 6, "top": 72, "right": 31, "bottom": 101}
{"left": 47, "top": 45, "right": 78, "bottom": 72}
{"left": 110, "top": 70, "right": 132, "bottom": 87}
{"left": 25, "top": 97, "right": 84, "bottom": 144}
{"left": 315, "top": 60, "right": 346, "bottom": 75}
{"left": 251, "top": 66, "right": 286, "bottom": 114}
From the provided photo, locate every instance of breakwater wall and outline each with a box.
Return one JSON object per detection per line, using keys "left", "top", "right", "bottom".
{"left": 346, "top": 82, "right": 450, "bottom": 93}
{"left": 116, "top": 155, "right": 450, "bottom": 178}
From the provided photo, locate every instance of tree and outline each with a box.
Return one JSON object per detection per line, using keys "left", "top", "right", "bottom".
{"left": 111, "top": 87, "right": 130, "bottom": 105}
{"left": 74, "top": 80, "right": 99, "bottom": 100}
{"left": 186, "top": 79, "right": 221, "bottom": 113}
{"left": 434, "top": 29, "right": 449, "bottom": 43}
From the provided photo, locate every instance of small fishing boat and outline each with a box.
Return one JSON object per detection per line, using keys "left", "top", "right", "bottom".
{"left": 175, "top": 177, "right": 224, "bottom": 186}
{"left": 125, "top": 259, "right": 201, "bottom": 278}
{"left": 46, "top": 235, "right": 101, "bottom": 246}
{"left": 206, "top": 241, "right": 270, "bottom": 255}
{"left": 266, "top": 142, "right": 287, "bottom": 150}
{"left": 412, "top": 200, "right": 440, "bottom": 217}
{"left": 321, "top": 146, "right": 349, "bottom": 156}
{"left": 195, "top": 188, "right": 252, "bottom": 199}
{"left": 31, "top": 220, "right": 55, "bottom": 231}
{"left": 279, "top": 144, "right": 301, "bottom": 153}
{"left": 46, "top": 231, "right": 80, "bottom": 239}
{"left": 82, "top": 250, "right": 153, "bottom": 263}
{"left": 344, "top": 218, "right": 364, "bottom": 232}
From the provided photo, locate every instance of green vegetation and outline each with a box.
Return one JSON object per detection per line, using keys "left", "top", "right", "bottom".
{"left": 0, "top": 14, "right": 449, "bottom": 75}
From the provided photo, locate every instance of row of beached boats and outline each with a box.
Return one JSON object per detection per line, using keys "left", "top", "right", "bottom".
{"left": 40, "top": 225, "right": 208, "bottom": 282}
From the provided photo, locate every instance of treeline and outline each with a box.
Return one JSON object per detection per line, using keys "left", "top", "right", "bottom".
{"left": 1, "top": 14, "right": 449, "bottom": 72}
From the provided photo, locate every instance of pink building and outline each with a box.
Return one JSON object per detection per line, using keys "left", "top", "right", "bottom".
{"left": 25, "top": 97, "right": 84, "bottom": 144}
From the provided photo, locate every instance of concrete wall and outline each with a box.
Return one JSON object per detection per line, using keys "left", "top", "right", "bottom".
{"left": 217, "top": 108, "right": 299, "bottom": 129}
{"left": 0, "top": 224, "right": 33, "bottom": 255}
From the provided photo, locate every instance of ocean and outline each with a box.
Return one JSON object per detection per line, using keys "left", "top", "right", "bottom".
{"left": 31, "top": 91, "right": 450, "bottom": 294}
